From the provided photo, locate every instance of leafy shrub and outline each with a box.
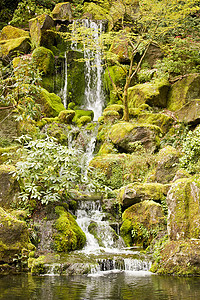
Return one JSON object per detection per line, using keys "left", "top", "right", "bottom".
{"left": 14, "top": 137, "right": 88, "bottom": 206}
{"left": 180, "top": 126, "right": 200, "bottom": 173}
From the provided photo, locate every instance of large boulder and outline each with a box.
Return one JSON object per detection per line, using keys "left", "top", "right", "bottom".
{"left": 89, "top": 153, "right": 151, "bottom": 189}
{"left": 0, "top": 207, "right": 32, "bottom": 265}
{"left": 0, "top": 37, "right": 30, "bottom": 61}
{"left": 29, "top": 14, "right": 54, "bottom": 48}
{"left": 176, "top": 99, "right": 200, "bottom": 125}
{"left": 167, "top": 73, "right": 200, "bottom": 111}
{"left": 127, "top": 79, "right": 170, "bottom": 108}
{"left": 0, "top": 165, "right": 19, "bottom": 208}
{"left": 117, "top": 182, "right": 167, "bottom": 208}
{"left": 37, "top": 88, "right": 65, "bottom": 117}
{"left": 152, "top": 240, "right": 200, "bottom": 275}
{"left": 32, "top": 46, "right": 55, "bottom": 75}
{"left": 166, "top": 177, "right": 200, "bottom": 241}
{"left": 147, "top": 146, "right": 180, "bottom": 184}
{"left": 53, "top": 206, "right": 86, "bottom": 252}
{"left": 136, "top": 112, "right": 174, "bottom": 134}
{"left": 52, "top": 2, "right": 72, "bottom": 21}
{"left": 120, "top": 200, "right": 166, "bottom": 248}
{"left": 109, "top": 122, "right": 161, "bottom": 153}
{"left": 0, "top": 25, "right": 29, "bottom": 41}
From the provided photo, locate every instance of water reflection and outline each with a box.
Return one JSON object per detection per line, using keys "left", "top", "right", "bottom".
{"left": 0, "top": 273, "right": 200, "bottom": 300}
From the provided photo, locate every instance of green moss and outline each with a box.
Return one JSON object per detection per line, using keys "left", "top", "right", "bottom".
{"left": 29, "top": 255, "right": 46, "bottom": 275}
{"left": 38, "top": 88, "right": 65, "bottom": 117}
{"left": 83, "top": 2, "right": 109, "bottom": 20}
{"left": 53, "top": 206, "right": 86, "bottom": 252}
{"left": 73, "top": 109, "right": 94, "bottom": 123}
{"left": 98, "top": 141, "right": 118, "bottom": 155}
{"left": 77, "top": 116, "right": 92, "bottom": 127}
{"left": 120, "top": 200, "right": 165, "bottom": 248}
{"left": 167, "top": 74, "right": 200, "bottom": 111}
{"left": 153, "top": 240, "right": 200, "bottom": 275}
{"left": 0, "top": 37, "right": 30, "bottom": 59}
{"left": 0, "top": 25, "right": 29, "bottom": 41}
{"left": 137, "top": 112, "right": 173, "bottom": 134}
{"left": 104, "top": 65, "right": 126, "bottom": 104}
{"left": 58, "top": 110, "right": 75, "bottom": 124}
{"left": 32, "top": 46, "right": 55, "bottom": 75}
{"left": 128, "top": 78, "right": 170, "bottom": 108}
{"left": 88, "top": 222, "right": 104, "bottom": 247}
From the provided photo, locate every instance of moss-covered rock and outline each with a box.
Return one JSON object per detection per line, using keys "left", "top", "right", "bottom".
{"left": 120, "top": 200, "right": 166, "bottom": 248}
{"left": 98, "top": 141, "right": 118, "bottom": 155}
{"left": 0, "top": 165, "right": 19, "bottom": 208}
{"left": 117, "top": 182, "right": 167, "bottom": 209}
{"left": 176, "top": 99, "right": 200, "bottom": 125}
{"left": 128, "top": 79, "right": 170, "bottom": 108}
{"left": 103, "top": 104, "right": 124, "bottom": 117}
{"left": 167, "top": 74, "right": 200, "bottom": 111}
{"left": 0, "top": 37, "right": 30, "bottom": 61}
{"left": 83, "top": 2, "right": 109, "bottom": 21}
{"left": 32, "top": 46, "right": 55, "bottom": 75}
{"left": 109, "top": 121, "right": 161, "bottom": 153}
{"left": 0, "top": 207, "right": 32, "bottom": 265}
{"left": 77, "top": 116, "right": 92, "bottom": 126}
{"left": 89, "top": 153, "right": 152, "bottom": 189}
{"left": 143, "top": 43, "right": 163, "bottom": 68}
{"left": 37, "top": 88, "right": 65, "bottom": 117}
{"left": 136, "top": 112, "right": 174, "bottom": 134}
{"left": 149, "top": 146, "right": 180, "bottom": 184}
{"left": 103, "top": 110, "right": 120, "bottom": 124}
{"left": 0, "top": 109, "right": 18, "bottom": 142}
{"left": 152, "top": 240, "right": 200, "bottom": 275}
{"left": 166, "top": 176, "right": 200, "bottom": 241}
{"left": 73, "top": 109, "right": 94, "bottom": 123}
{"left": 104, "top": 65, "right": 126, "bottom": 104}
{"left": 53, "top": 206, "right": 86, "bottom": 252}
{"left": 0, "top": 25, "right": 29, "bottom": 41}
{"left": 52, "top": 2, "right": 72, "bottom": 21}
{"left": 58, "top": 109, "right": 75, "bottom": 124}
{"left": 29, "top": 14, "right": 54, "bottom": 48}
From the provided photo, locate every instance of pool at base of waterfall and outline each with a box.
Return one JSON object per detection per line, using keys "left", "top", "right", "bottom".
{"left": 1, "top": 273, "right": 200, "bottom": 300}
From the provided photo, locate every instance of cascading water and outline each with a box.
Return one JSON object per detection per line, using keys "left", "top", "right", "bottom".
{"left": 75, "top": 199, "right": 152, "bottom": 276}
{"left": 61, "top": 19, "right": 105, "bottom": 120}
{"left": 82, "top": 19, "right": 105, "bottom": 121}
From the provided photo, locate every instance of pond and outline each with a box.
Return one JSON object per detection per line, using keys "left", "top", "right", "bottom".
{"left": 1, "top": 272, "right": 200, "bottom": 300}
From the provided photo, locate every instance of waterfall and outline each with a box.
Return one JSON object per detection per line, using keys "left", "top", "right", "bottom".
{"left": 61, "top": 20, "right": 105, "bottom": 119}
{"left": 62, "top": 51, "right": 68, "bottom": 108}
{"left": 83, "top": 19, "right": 104, "bottom": 121}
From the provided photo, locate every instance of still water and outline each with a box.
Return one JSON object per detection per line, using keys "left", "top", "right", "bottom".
{"left": 1, "top": 272, "right": 200, "bottom": 300}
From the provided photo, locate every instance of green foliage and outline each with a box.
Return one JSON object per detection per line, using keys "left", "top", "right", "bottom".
{"left": 14, "top": 137, "right": 87, "bottom": 206}
{"left": 161, "top": 123, "right": 189, "bottom": 149}
{"left": 155, "top": 37, "right": 200, "bottom": 78}
{"left": 10, "top": 0, "right": 52, "bottom": 27}
{"left": 0, "top": 55, "right": 42, "bottom": 122}
{"left": 180, "top": 126, "right": 200, "bottom": 173}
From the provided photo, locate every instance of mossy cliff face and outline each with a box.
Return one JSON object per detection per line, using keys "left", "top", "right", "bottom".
{"left": 120, "top": 200, "right": 166, "bottom": 248}
{"left": 167, "top": 74, "right": 200, "bottom": 111}
{"left": 53, "top": 206, "right": 86, "bottom": 252}
{"left": 166, "top": 177, "right": 200, "bottom": 241}
{"left": 0, "top": 165, "right": 19, "bottom": 209}
{"left": 0, "top": 207, "right": 33, "bottom": 265}
{"left": 109, "top": 121, "right": 161, "bottom": 153}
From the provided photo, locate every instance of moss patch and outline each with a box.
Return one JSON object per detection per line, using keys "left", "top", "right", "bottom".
{"left": 53, "top": 206, "right": 86, "bottom": 252}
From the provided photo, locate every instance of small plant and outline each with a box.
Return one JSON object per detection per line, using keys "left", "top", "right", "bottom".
{"left": 180, "top": 126, "right": 200, "bottom": 173}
